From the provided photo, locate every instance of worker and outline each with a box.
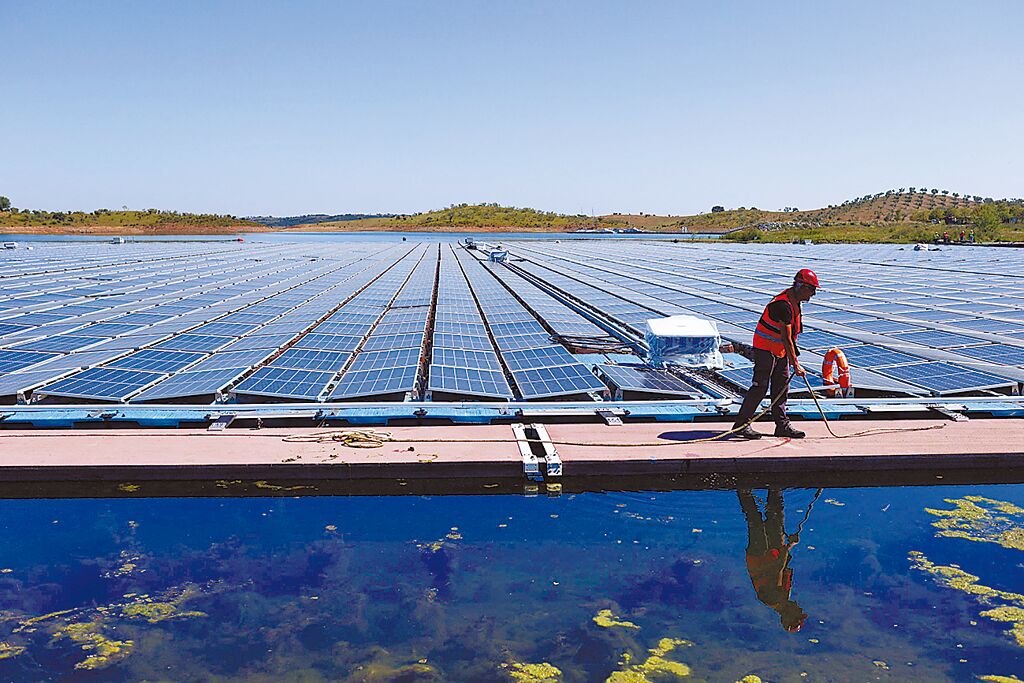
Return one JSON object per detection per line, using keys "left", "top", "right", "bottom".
{"left": 738, "top": 488, "right": 808, "bottom": 632}
{"left": 732, "top": 269, "right": 819, "bottom": 439}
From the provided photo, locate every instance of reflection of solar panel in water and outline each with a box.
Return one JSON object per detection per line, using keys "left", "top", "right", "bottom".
{"left": 39, "top": 367, "right": 163, "bottom": 401}
{"left": 954, "top": 344, "right": 1024, "bottom": 366}
{"left": 132, "top": 367, "right": 246, "bottom": 401}
{"left": 234, "top": 366, "right": 334, "bottom": 400}
{"left": 834, "top": 345, "right": 924, "bottom": 368}
{"left": 330, "top": 365, "right": 419, "bottom": 399}
{"left": 270, "top": 348, "right": 351, "bottom": 372}
{"left": 427, "top": 365, "right": 513, "bottom": 398}
{"left": 347, "top": 348, "right": 420, "bottom": 373}
{"left": 597, "top": 364, "right": 704, "bottom": 397}
{"left": 430, "top": 348, "right": 502, "bottom": 370}
{"left": 511, "top": 364, "right": 606, "bottom": 399}
{"left": 892, "top": 330, "right": 986, "bottom": 349}
{"left": 106, "top": 349, "right": 204, "bottom": 373}
{"left": 502, "top": 345, "right": 577, "bottom": 371}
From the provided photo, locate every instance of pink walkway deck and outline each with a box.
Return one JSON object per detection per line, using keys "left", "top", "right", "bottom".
{"left": 0, "top": 418, "right": 1020, "bottom": 483}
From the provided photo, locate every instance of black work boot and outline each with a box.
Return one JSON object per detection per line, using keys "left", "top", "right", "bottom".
{"left": 774, "top": 424, "right": 805, "bottom": 439}
{"left": 732, "top": 425, "right": 763, "bottom": 440}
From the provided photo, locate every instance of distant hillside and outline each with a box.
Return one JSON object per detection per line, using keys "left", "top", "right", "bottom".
{"left": 0, "top": 207, "right": 262, "bottom": 235}
{"left": 248, "top": 213, "right": 396, "bottom": 228}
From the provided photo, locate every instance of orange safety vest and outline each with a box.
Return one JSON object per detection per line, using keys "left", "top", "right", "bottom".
{"left": 752, "top": 291, "right": 801, "bottom": 358}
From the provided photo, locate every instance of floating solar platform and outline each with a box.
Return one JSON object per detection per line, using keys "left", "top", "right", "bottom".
{"left": 3, "top": 239, "right": 1024, "bottom": 415}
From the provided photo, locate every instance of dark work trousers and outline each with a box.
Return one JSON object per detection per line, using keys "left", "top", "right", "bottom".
{"left": 733, "top": 348, "right": 791, "bottom": 429}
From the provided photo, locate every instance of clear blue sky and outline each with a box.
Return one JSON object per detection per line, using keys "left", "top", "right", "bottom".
{"left": 3, "top": 1, "right": 1022, "bottom": 217}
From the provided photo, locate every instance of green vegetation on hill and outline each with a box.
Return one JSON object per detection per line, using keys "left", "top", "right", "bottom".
{"left": 0, "top": 203, "right": 261, "bottom": 234}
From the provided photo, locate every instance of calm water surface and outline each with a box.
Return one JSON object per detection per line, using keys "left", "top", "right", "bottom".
{"left": 0, "top": 483, "right": 1021, "bottom": 681}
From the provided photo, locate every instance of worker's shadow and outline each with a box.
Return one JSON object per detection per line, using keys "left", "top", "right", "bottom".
{"left": 657, "top": 429, "right": 726, "bottom": 442}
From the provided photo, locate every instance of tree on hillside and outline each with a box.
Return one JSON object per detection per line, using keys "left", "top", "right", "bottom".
{"left": 0, "top": 196, "right": 10, "bottom": 211}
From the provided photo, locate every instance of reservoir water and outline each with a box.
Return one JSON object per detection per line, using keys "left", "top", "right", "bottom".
{"left": 1, "top": 482, "right": 1021, "bottom": 681}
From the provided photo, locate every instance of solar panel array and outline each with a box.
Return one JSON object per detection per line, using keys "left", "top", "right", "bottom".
{"left": 5, "top": 238, "right": 1024, "bottom": 404}
{"left": 502, "top": 241, "right": 1024, "bottom": 397}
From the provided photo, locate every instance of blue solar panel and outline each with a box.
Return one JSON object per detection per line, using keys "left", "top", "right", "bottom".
{"left": 495, "top": 332, "right": 554, "bottom": 352}
{"left": 833, "top": 345, "right": 924, "bottom": 368}
{"left": 597, "top": 364, "right": 704, "bottom": 397}
{"left": 39, "top": 367, "right": 164, "bottom": 401}
{"left": 430, "top": 347, "right": 502, "bottom": 370}
{"left": 427, "top": 364, "right": 513, "bottom": 398}
{"left": 796, "top": 331, "right": 859, "bottom": 350}
{"left": 328, "top": 311, "right": 379, "bottom": 324}
{"left": 956, "top": 318, "right": 1024, "bottom": 333}
{"left": 0, "top": 323, "right": 30, "bottom": 336}
{"left": 432, "top": 333, "right": 492, "bottom": 351}
{"left": 133, "top": 367, "right": 247, "bottom": 402}
{"left": 511, "top": 364, "right": 606, "bottom": 399}
{"left": 845, "top": 319, "right": 925, "bottom": 334}
{"left": 11, "top": 335, "right": 100, "bottom": 353}
{"left": 330, "top": 365, "right": 419, "bottom": 399}
{"left": 954, "top": 344, "right": 1024, "bottom": 366}
{"left": 186, "top": 348, "right": 273, "bottom": 372}
{"left": 502, "top": 345, "right": 577, "bottom": 371}
{"left": 0, "top": 350, "right": 60, "bottom": 374}
{"left": 488, "top": 321, "right": 547, "bottom": 337}
{"left": 154, "top": 334, "right": 234, "bottom": 352}
{"left": 292, "top": 333, "right": 362, "bottom": 352}
{"left": 189, "top": 321, "right": 262, "bottom": 337}
{"left": 892, "top": 330, "right": 986, "bottom": 349}
{"left": 234, "top": 366, "right": 334, "bottom": 400}
{"left": 433, "top": 321, "right": 488, "bottom": 336}
{"left": 314, "top": 321, "right": 373, "bottom": 336}
{"left": 220, "top": 333, "right": 297, "bottom": 352}
{"left": 270, "top": 348, "right": 351, "bottom": 372}
{"left": 362, "top": 333, "right": 424, "bottom": 352}
{"left": 873, "top": 362, "right": 1013, "bottom": 393}
{"left": 347, "top": 348, "right": 420, "bottom": 373}
{"left": 75, "top": 322, "right": 145, "bottom": 338}
{"left": 373, "top": 321, "right": 427, "bottom": 336}
{"left": 105, "top": 349, "right": 204, "bottom": 373}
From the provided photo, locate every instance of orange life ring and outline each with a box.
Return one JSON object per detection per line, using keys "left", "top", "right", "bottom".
{"left": 821, "top": 347, "right": 851, "bottom": 395}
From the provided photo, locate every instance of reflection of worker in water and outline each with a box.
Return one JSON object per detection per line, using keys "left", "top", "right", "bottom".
{"left": 738, "top": 488, "right": 808, "bottom": 632}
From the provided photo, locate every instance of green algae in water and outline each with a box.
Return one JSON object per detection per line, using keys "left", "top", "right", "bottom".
{"left": 1, "top": 486, "right": 1024, "bottom": 680}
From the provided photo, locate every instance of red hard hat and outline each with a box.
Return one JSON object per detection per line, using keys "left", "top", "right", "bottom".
{"left": 794, "top": 268, "right": 820, "bottom": 289}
